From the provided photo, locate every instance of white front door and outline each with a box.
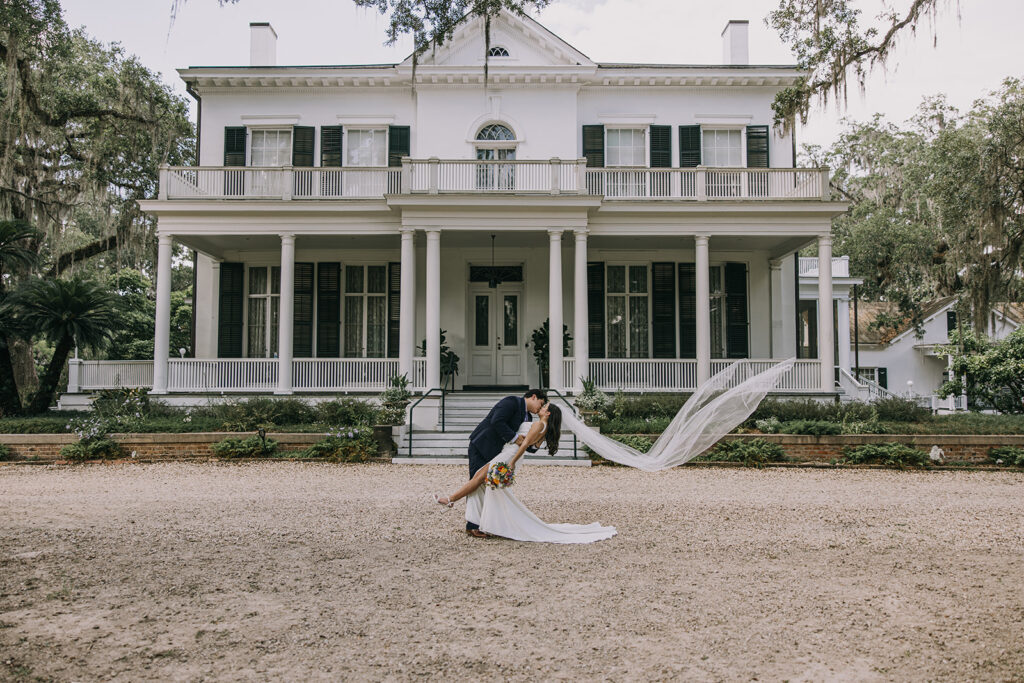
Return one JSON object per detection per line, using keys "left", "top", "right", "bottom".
{"left": 467, "top": 284, "right": 525, "bottom": 386}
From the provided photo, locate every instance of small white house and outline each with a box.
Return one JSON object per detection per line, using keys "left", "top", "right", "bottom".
{"left": 64, "top": 11, "right": 850, "bottom": 426}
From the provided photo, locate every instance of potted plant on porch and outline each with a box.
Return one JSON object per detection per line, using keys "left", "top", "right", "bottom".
{"left": 527, "top": 318, "right": 572, "bottom": 388}
{"left": 374, "top": 374, "right": 412, "bottom": 457}
{"left": 574, "top": 377, "right": 609, "bottom": 426}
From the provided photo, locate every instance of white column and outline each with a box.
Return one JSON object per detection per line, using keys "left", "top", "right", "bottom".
{"left": 573, "top": 229, "right": 589, "bottom": 393}
{"left": 425, "top": 229, "right": 441, "bottom": 389}
{"left": 548, "top": 229, "right": 564, "bottom": 391}
{"left": 276, "top": 233, "right": 295, "bottom": 395}
{"left": 398, "top": 229, "right": 417, "bottom": 383}
{"left": 817, "top": 235, "right": 834, "bottom": 391}
{"left": 695, "top": 234, "right": 711, "bottom": 386}
{"left": 152, "top": 234, "right": 173, "bottom": 394}
{"left": 768, "top": 258, "right": 783, "bottom": 358}
{"left": 837, "top": 296, "right": 851, "bottom": 373}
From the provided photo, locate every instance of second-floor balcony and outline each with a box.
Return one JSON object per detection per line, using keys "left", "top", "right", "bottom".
{"left": 158, "top": 159, "right": 831, "bottom": 202}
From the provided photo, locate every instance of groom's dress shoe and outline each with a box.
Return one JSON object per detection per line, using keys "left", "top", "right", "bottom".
{"left": 466, "top": 529, "right": 492, "bottom": 538}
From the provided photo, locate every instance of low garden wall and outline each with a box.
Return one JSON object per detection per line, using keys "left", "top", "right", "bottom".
{"left": 2, "top": 431, "right": 1024, "bottom": 464}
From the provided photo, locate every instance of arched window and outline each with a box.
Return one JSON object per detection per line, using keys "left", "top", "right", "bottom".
{"left": 476, "top": 124, "right": 515, "bottom": 141}
{"left": 487, "top": 46, "right": 510, "bottom": 57}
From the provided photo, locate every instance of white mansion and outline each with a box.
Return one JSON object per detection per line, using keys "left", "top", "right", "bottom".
{"left": 67, "top": 11, "right": 850, "bottom": 424}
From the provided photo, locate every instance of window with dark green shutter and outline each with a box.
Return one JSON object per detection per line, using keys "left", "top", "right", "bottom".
{"left": 587, "top": 262, "right": 605, "bottom": 359}
{"left": 224, "top": 127, "right": 246, "bottom": 195}
{"left": 582, "top": 125, "right": 605, "bottom": 167}
{"left": 320, "top": 126, "right": 343, "bottom": 167}
{"left": 218, "top": 263, "right": 244, "bottom": 358}
{"left": 877, "top": 367, "right": 888, "bottom": 390}
{"left": 678, "top": 263, "right": 696, "bottom": 358}
{"left": 294, "top": 263, "right": 314, "bottom": 358}
{"left": 652, "top": 262, "right": 676, "bottom": 358}
{"left": 292, "top": 126, "right": 315, "bottom": 197}
{"left": 745, "top": 125, "right": 769, "bottom": 168}
{"left": 316, "top": 263, "right": 340, "bottom": 357}
{"left": 679, "top": 125, "right": 701, "bottom": 168}
{"left": 650, "top": 125, "right": 671, "bottom": 167}
{"left": 387, "top": 262, "right": 401, "bottom": 358}
{"left": 387, "top": 126, "right": 410, "bottom": 167}
{"left": 724, "top": 262, "right": 748, "bottom": 358}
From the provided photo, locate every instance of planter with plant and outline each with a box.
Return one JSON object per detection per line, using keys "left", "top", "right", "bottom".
{"left": 418, "top": 330, "right": 460, "bottom": 390}
{"left": 574, "top": 377, "right": 609, "bottom": 425}
{"left": 527, "top": 318, "right": 572, "bottom": 388}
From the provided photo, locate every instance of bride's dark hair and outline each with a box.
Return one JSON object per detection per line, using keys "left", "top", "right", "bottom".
{"left": 544, "top": 404, "right": 562, "bottom": 455}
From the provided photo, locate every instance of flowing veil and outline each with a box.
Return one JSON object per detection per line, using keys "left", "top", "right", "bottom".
{"left": 561, "top": 359, "right": 796, "bottom": 471}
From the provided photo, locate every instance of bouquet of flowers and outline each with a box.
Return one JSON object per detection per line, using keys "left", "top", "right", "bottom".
{"left": 485, "top": 461, "right": 515, "bottom": 490}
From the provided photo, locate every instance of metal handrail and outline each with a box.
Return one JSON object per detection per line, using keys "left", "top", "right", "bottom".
{"left": 406, "top": 386, "right": 447, "bottom": 458}
{"left": 542, "top": 388, "right": 579, "bottom": 460}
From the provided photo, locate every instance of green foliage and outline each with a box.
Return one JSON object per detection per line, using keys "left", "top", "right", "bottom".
{"left": 871, "top": 397, "right": 930, "bottom": 422}
{"left": 778, "top": 420, "right": 842, "bottom": 436}
{"left": 988, "top": 446, "right": 1024, "bottom": 467}
{"left": 0, "top": 442, "right": 12, "bottom": 461}
{"left": 302, "top": 428, "right": 377, "bottom": 462}
{"left": 527, "top": 318, "right": 571, "bottom": 386}
{"left": 377, "top": 374, "right": 411, "bottom": 425}
{"left": 602, "top": 393, "right": 688, "bottom": 421}
{"left": 699, "top": 438, "right": 787, "bottom": 467}
{"left": 751, "top": 398, "right": 875, "bottom": 423}
{"left": 418, "top": 330, "right": 460, "bottom": 386}
{"left": 314, "top": 399, "right": 377, "bottom": 427}
{"left": 574, "top": 377, "right": 610, "bottom": 413}
{"left": 598, "top": 416, "right": 671, "bottom": 434}
{"left": 212, "top": 435, "right": 278, "bottom": 459}
{"left": 216, "top": 398, "right": 316, "bottom": 431}
{"left": 940, "top": 328, "right": 1024, "bottom": 414}
{"left": 841, "top": 443, "right": 930, "bottom": 468}
{"left": 92, "top": 387, "right": 150, "bottom": 418}
{"left": 609, "top": 434, "right": 653, "bottom": 453}
{"left": 60, "top": 437, "right": 124, "bottom": 462}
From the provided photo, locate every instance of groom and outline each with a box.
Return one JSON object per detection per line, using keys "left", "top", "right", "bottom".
{"left": 464, "top": 389, "right": 547, "bottom": 537}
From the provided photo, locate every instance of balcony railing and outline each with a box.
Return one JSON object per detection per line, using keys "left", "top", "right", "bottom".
{"left": 563, "top": 358, "right": 824, "bottom": 393}
{"left": 159, "top": 162, "right": 831, "bottom": 202}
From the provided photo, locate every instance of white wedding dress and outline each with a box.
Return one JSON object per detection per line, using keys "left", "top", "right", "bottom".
{"left": 464, "top": 421, "right": 618, "bottom": 544}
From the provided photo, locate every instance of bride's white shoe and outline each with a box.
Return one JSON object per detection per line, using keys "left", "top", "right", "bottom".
{"left": 433, "top": 493, "right": 454, "bottom": 508}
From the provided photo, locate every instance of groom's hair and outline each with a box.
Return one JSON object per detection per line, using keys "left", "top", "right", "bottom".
{"left": 523, "top": 388, "right": 548, "bottom": 402}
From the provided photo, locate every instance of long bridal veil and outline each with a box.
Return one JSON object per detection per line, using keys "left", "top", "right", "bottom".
{"left": 561, "top": 359, "right": 796, "bottom": 471}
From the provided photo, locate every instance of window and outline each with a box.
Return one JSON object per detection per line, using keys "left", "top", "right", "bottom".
{"left": 797, "top": 300, "right": 818, "bottom": 359}
{"left": 247, "top": 266, "right": 280, "bottom": 358}
{"left": 701, "top": 129, "right": 742, "bottom": 167}
{"left": 345, "top": 129, "right": 387, "bottom": 167}
{"left": 477, "top": 124, "right": 515, "bottom": 141}
{"left": 606, "top": 265, "right": 649, "bottom": 358}
{"left": 344, "top": 265, "right": 387, "bottom": 357}
{"left": 487, "top": 46, "right": 510, "bottom": 57}
{"left": 476, "top": 124, "right": 516, "bottom": 190}
{"left": 606, "top": 128, "right": 646, "bottom": 166}
{"left": 250, "top": 129, "right": 291, "bottom": 166}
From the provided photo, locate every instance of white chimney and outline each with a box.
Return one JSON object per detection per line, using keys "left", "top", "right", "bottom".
{"left": 721, "top": 20, "right": 749, "bottom": 65}
{"left": 250, "top": 22, "right": 277, "bottom": 66}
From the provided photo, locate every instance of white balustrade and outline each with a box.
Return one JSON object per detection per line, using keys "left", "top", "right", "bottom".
{"left": 167, "top": 359, "right": 278, "bottom": 392}
{"left": 562, "top": 358, "right": 575, "bottom": 392}
{"left": 164, "top": 167, "right": 399, "bottom": 200}
{"left": 291, "top": 358, "right": 399, "bottom": 392}
{"left": 411, "top": 358, "right": 427, "bottom": 391}
{"left": 78, "top": 360, "right": 154, "bottom": 390}
{"left": 799, "top": 255, "right": 851, "bottom": 278}
{"left": 588, "top": 359, "right": 699, "bottom": 392}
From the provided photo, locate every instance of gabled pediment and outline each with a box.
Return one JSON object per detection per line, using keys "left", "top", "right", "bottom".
{"left": 402, "top": 10, "right": 593, "bottom": 69}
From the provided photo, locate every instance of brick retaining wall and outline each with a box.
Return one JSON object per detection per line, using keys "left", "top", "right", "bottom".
{"left": 1, "top": 432, "right": 1023, "bottom": 463}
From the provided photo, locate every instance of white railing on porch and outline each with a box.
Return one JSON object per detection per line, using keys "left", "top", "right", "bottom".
{"left": 167, "top": 358, "right": 279, "bottom": 392}
{"left": 411, "top": 358, "right": 427, "bottom": 390}
{"left": 566, "top": 358, "right": 824, "bottom": 393}
{"left": 799, "top": 255, "right": 851, "bottom": 278}
{"left": 292, "top": 358, "right": 399, "bottom": 392}
{"left": 72, "top": 360, "right": 154, "bottom": 392}
{"left": 160, "top": 162, "right": 830, "bottom": 201}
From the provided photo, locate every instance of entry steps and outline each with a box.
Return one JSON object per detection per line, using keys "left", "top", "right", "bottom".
{"left": 397, "top": 391, "right": 587, "bottom": 462}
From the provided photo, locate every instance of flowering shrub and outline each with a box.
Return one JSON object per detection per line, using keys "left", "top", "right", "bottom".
{"left": 302, "top": 427, "right": 377, "bottom": 462}
{"left": 574, "top": 377, "right": 610, "bottom": 413}
{"left": 212, "top": 435, "right": 278, "bottom": 459}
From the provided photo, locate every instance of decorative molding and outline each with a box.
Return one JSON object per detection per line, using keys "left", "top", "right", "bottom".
{"left": 240, "top": 114, "right": 302, "bottom": 126}
{"left": 597, "top": 113, "right": 657, "bottom": 125}
{"left": 335, "top": 114, "right": 396, "bottom": 125}
{"left": 694, "top": 113, "right": 754, "bottom": 125}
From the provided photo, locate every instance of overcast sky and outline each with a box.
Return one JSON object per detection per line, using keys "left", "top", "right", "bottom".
{"left": 61, "top": 0, "right": 1024, "bottom": 149}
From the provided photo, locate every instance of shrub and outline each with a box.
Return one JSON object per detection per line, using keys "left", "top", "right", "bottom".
{"left": 755, "top": 416, "right": 782, "bottom": 433}
{"left": 93, "top": 387, "right": 150, "bottom": 418}
{"left": 872, "top": 397, "right": 930, "bottom": 422}
{"left": 0, "top": 416, "right": 70, "bottom": 433}
{"left": 314, "top": 399, "right": 377, "bottom": 427}
{"left": 60, "top": 437, "right": 125, "bottom": 462}
{"left": 302, "top": 427, "right": 377, "bottom": 462}
{"left": 0, "top": 443, "right": 12, "bottom": 461}
{"left": 212, "top": 435, "right": 278, "bottom": 459}
{"left": 216, "top": 398, "right": 316, "bottom": 431}
{"left": 602, "top": 393, "right": 688, "bottom": 421}
{"left": 988, "top": 446, "right": 1024, "bottom": 467}
{"left": 599, "top": 416, "right": 672, "bottom": 434}
{"left": 779, "top": 420, "right": 842, "bottom": 436}
{"left": 750, "top": 398, "right": 879, "bottom": 424}
{"left": 699, "top": 438, "right": 787, "bottom": 466}
{"left": 574, "top": 377, "right": 610, "bottom": 413}
{"left": 841, "top": 443, "right": 930, "bottom": 468}
{"left": 609, "top": 434, "right": 653, "bottom": 453}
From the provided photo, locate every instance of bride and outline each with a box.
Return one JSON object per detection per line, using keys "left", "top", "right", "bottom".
{"left": 434, "top": 359, "right": 796, "bottom": 544}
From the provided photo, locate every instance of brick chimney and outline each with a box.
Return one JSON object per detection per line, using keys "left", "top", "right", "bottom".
{"left": 721, "top": 20, "right": 749, "bottom": 65}
{"left": 250, "top": 22, "right": 277, "bottom": 66}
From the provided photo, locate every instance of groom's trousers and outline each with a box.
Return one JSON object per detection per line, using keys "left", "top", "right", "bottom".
{"left": 465, "top": 444, "right": 488, "bottom": 531}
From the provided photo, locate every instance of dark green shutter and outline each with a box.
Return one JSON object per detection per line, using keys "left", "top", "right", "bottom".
{"left": 387, "top": 262, "right": 401, "bottom": 358}
{"left": 746, "top": 125, "right": 769, "bottom": 168}
{"left": 223, "top": 127, "right": 246, "bottom": 195}
{"left": 388, "top": 126, "right": 410, "bottom": 167}
{"left": 946, "top": 310, "right": 958, "bottom": 335}
{"left": 679, "top": 125, "right": 701, "bottom": 168}
{"left": 217, "top": 263, "right": 244, "bottom": 358}
{"left": 650, "top": 125, "right": 671, "bottom": 168}
{"left": 724, "top": 262, "right": 748, "bottom": 359}
{"left": 652, "top": 262, "right": 676, "bottom": 358}
{"left": 320, "top": 126, "right": 343, "bottom": 167}
{"left": 292, "top": 126, "right": 315, "bottom": 166}
{"left": 582, "top": 125, "right": 604, "bottom": 167}
{"left": 294, "top": 263, "right": 314, "bottom": 358}
{"left": 316, "top": 263, "right": 340, "bottom": 357}
{"left": 678, "top": 263, "right": 696, "bottom": 358}
{"left": 877, "top": 367, "right": 888, "bottom": 390}
{"left": 587, "top": 262, "right": 605, "bottom": 359}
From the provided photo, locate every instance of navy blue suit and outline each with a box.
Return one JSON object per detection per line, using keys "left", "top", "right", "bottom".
{"left": 466, "top": 396, "right": 530, "bottom": 530}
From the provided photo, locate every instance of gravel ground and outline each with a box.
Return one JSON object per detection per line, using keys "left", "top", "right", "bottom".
{"left": 1, "top": 462, "right": 1022, "bottom": 682}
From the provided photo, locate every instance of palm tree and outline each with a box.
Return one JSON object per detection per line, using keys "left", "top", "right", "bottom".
{"left": 16, "top": 275, "right": 117, "bottom": 415}
{"left": 0, "top": 221, "right": 40, "bottom": 416}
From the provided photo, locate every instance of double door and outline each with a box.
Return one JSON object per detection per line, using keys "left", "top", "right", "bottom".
{"left": 466, "top": 284, "right": 525, "bottom": 386}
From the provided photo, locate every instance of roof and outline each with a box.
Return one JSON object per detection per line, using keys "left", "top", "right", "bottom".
{"left": 852, "top": 297, "right": 956, "bottom": 345}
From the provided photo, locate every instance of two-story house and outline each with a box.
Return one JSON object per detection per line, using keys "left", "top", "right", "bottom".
{"left": 65, "top": 11, "right": 848, "bottom": 427}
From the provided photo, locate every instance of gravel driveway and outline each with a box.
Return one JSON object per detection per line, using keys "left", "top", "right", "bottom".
{"left": 1, "top": 462, "right": 1022, "bottom": 681}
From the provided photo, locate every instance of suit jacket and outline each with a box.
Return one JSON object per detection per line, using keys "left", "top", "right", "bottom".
{"left": 469, "top": 396, "right": 530, "bottom": 465}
